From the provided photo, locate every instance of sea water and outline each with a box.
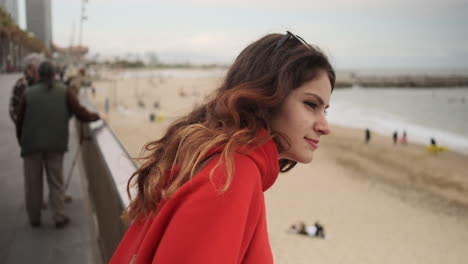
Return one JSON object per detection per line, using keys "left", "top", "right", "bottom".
{"left": 327, "top": 87, "right": 468, "bottom": 155}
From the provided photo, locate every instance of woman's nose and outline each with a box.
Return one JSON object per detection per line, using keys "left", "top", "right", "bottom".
{"left": 314, "top": 114, "right": 331, "bottom": 136}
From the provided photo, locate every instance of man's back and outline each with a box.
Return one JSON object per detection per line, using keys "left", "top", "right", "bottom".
{"left": 20, "top": 82, "right": 70, "bottom": 157}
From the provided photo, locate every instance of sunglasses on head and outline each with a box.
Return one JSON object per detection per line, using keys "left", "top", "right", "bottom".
{"left": 275, "top": 31, "right": 312, "bottom": 50}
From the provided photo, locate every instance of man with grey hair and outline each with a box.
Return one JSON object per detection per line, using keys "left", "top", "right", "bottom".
{"left": 9, "top": 53, "right": 45, "bottom": 123}
{"left": 16, "top": 61, "right": 100, "bottom": 228}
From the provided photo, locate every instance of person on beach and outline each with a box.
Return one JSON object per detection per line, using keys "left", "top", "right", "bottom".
{"left": 393, "top": 131, "right": 398, "bottom": 144}
{"left": 365, "top": 128, "right": 371, "bottom": 144}
{"left": 289, "top": 221, "right": 325, "bottom": 238}
{"left": 16, "top": 61, "right": 100, "bottom": 228}
{"left": 426, "top": 137, "right": 448, "bottom": 153}
{"left": 110, "top": 31, "right": 335, "bottom": 263}
{"left": 399, "top": 130, "right": 407, "bottom": 145}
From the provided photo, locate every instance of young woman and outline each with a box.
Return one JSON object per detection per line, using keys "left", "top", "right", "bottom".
{"left": 110, "top": 31, "right": 335, "bottom": 264}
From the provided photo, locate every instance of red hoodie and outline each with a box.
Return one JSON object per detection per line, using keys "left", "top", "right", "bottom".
{"left": 110, "top": 137, "right": 280, "bottom": 264}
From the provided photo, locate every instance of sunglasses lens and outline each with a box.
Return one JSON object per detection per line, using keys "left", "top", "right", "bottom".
{"left": 275, "top": 31, "right": 311, "bottom": 50}
{"left": 275, "top": 32, "right": 291, "bottom": 50}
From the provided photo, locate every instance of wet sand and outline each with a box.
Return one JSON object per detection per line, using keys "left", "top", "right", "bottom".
{"left": 91, "top": 72, "right": 468, "bottom": 263}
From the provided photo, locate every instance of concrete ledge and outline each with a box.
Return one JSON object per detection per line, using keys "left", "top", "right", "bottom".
{"left": 78, "top": 97, "right": 136, "bottom": 262}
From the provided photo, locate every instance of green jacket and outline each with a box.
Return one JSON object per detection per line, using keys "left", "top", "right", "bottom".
{"left": 20, "top": 82, "right": 70, "bottom": 157}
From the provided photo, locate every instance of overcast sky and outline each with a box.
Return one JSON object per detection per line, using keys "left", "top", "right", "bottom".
{"left": 20, "top": 0, "right": 468, "bottom": 70}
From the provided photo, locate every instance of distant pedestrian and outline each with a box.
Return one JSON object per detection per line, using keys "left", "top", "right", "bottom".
{"left": 149, "top": 113, "right": 155, "bottom": 122}
{"left": 393, "top": 131, "right": 398, "bottom": 144}
{"left": 399, "top": 130, "right": 407, "bottom": 145}
{"left": 105, "top": 97, "right": 110, "bottom": 115}
{"left": 9, "top": 53, "right": 44, "bottom": 123}
{"left": 66, "top": 68, "right": 87, "bottom": 95}
{"left": 16, "top": 61, "right": 100, "bottom": 228}
{"left": 365, "top": 128, "right": 371, "bottom": 144}
{"left": 59, "top": 65, "right": 66, "bottom": 81}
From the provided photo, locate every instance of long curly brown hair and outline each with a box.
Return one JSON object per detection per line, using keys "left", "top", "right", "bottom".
{"left": 123, "top": 32, "right": 335, "bottom": 222}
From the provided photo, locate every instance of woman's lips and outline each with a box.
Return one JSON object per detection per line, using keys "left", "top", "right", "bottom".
{"left": 305, "top": 138, "right": 319, "bottom": 149}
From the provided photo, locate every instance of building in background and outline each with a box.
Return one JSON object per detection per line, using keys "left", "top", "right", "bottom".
{"left": 25, "top": 0, "right": 52, "bottom": 49}
{"left": 0, "top": 0, "right": 19, "bottom": 25}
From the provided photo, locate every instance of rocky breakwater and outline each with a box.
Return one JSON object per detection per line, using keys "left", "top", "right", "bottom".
{"left": 355, "top": 74, "right": 468, "bottom": 88}
{"left": 334, "top": 72, "right": 468, "bottom": 88}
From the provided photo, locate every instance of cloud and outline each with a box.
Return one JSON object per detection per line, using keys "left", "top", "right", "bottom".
{"left": 82, "top": 0, "right": 468, "bottom": 14}
{"left": 165, "top": 0, "right": 468, "bottom": 15}
{"left": 53, "top": 0, "right": 468, "bottom": 68}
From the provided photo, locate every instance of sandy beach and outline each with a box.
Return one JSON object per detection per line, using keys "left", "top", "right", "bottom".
{"left": 90, "top": 71, "right": 468, "bottom": 263}
{"left": 267, "top": 126, "right": 468, "bottom": 264}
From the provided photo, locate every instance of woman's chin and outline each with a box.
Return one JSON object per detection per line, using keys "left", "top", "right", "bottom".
{"left": 279, "top": 148, "right": 315, "bottom": 164}
{"left": 288, "top": 153, "right": 314, "bottom": 164}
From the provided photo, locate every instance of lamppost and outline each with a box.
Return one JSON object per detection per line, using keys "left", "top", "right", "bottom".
{"left": 78, "top": 0, "right": 88, "bottom": 47}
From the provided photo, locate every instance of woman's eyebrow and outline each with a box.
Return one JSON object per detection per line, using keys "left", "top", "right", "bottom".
{"left": 304, "top": 92, "right": 329, "bottom": 109}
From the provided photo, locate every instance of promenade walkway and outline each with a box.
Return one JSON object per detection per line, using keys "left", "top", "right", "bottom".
{"left": 0, "top": 74, "right": 101, "bottom": 264}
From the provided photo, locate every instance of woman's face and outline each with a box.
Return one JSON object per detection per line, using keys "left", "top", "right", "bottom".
{"left": 27, "top": 64, "right": 40, "bottom": 81}
{"left": 271, "top": 70, "right": 332, "bottom": 163}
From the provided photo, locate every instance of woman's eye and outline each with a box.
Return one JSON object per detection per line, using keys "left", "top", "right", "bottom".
{"left": 304, "top": 101, "right": 317, "bottom": 109}
{"left": 305, "top": 101, "right": 328, "bottom": 115}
